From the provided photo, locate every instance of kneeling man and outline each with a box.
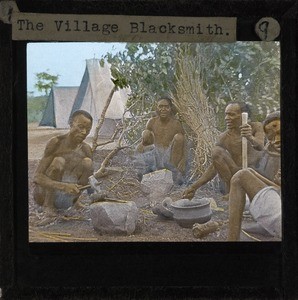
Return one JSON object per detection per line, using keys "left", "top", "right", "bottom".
{"left": 228, "top": 111, "right": 281, "bottom": 241}
{"left": 33, "top": 110, "right": 94, "bottom": 217}
{"left": 136, "top": 97, "right": 186, "bottom": 174}
{"left": 183, "top": 101, "right": 265, "bottom": 200}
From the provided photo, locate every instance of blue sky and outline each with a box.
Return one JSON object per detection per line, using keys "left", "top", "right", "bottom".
{"left": 27, "top": 42, "right": 126, "bottom": 95}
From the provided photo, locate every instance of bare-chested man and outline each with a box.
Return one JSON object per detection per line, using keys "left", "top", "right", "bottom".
{"left": 228, "top": 111, "right": 281, "bottom": 241}
{"left": 136, "top": 97, "right": 186, "bottom": 174}
{"left": 33, "top": 110, "right": 93, "bottom": 218}
{"left": 183, "top": 102, "right": 265, "bottom": 199}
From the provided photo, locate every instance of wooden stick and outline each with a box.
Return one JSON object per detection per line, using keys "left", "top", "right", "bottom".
{"left": 242, "top": 112, "right": 248, "bottom": 169}
{"left": 56, "top": 236, "right": 98, "bottom": 241}
{"left": 241, "top": 229, "right": 262, "bottom": 242}
{"left": 41, "top": 231, "right": 72, "bottom": 237}
{"left": 38, "top": 232, "right": 69, "bottom": 242}
{"left": 78, "top": 184, "right": 91, "bottom": 190}
{"left": 92, "top": 85, "right": 117, "bottom": 152}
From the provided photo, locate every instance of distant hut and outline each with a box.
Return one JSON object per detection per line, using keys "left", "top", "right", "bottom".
{"left": 39, "top": 86, "right": 79, "bottom": 128}
{"left": 70, "top": 59, "right": 131, "bottom": 138}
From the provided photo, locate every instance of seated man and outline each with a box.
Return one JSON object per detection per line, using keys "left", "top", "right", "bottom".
{"left": 228, "top": 111, "right": 281, "bottom": 241}
{"left": 33, "top": 110, "right": 94, "bottom": 218}
{"left": 136, "top": 97, "right": 186, "bottom": 175}
{"left": 183, "top": 102, "right": 265, "bottom": 200}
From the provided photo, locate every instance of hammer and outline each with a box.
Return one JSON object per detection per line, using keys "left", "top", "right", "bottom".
{"left": 80, "top": 175, "right": 128, "bottom": 203}
{"left": 90, "top": 191, "right": 129, "bottom": 204}
{"left": 78, "top": 175, "right": 101, "bottom": 193}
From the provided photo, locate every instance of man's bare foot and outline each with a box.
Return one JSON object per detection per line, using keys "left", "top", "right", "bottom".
{"left": 222, "top": 193, "right": 229, "bottom": 201}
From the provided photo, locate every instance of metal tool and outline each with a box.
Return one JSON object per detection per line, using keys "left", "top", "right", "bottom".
{"left": 78, "top": 175, "right": 101, "bottom": 192}
{"left": 90, "top": 191, "right": 128, "bottom": 204}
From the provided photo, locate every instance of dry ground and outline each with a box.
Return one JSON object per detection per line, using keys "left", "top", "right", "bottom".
{"left": 28, "top": 123, "right": 279, "bottom": 243}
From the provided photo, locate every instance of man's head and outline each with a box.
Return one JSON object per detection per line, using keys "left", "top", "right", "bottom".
{"left": 263, "top": 111, "right": 280, "bottom": 152}
{"left": 69, "top": 110, "right": 93, "bottom": 143}
{"left": 156, "top": 97, "right": 175, "bottom": 119}
{"left": 224, "top": 102, "right": 251, "bottom": 130}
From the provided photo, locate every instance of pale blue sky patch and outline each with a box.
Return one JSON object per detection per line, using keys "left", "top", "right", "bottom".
{"left": 27, "top": 42, "right": 126, "bottom": 95}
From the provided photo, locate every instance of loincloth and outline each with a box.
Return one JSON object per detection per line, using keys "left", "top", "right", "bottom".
{"left": 247, "top": 186, "right": 282, "bottom": 238}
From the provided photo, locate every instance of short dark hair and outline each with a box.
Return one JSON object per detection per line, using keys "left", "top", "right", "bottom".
{"left": 157, "top": 96, "right": 174, "bottom": 107}
{"left": 263, "top": 111, "right": 280, "bottom": 129}
{"left": 69, "top": 110, "right": 93, "bottom": 125}
{"left": 228, "top": 101, "right": 251, "bottom": 118}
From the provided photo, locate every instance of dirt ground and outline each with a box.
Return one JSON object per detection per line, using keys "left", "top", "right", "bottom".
{"left": 28, "top": 123, "right": 280, "bottom": 243}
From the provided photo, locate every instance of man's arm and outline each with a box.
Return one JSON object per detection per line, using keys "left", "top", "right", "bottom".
{"left": 183, "top": 164, "right": 217, "bottom": 199}
{"left": 241, "top": 122, "right": 265, "bottom": 151}
{"left": 146, "top": 118, "right": 155, "bottom": 131}
{"left": 82, "top": 142, "right": 93, "bottom": 159}
{"left": 33, "top": 138, "right": 80, "bottom": 194}
{"left": 174, "top": 119, "right": 185, "bottom": 135}
{"left": 249, "top": 168, "right": 280, "bottom": 188}
{"left": 183, "top": 133, "right": 226, "bottom": 199}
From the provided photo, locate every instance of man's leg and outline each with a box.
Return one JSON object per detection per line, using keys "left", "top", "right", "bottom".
{"left": 228, "top": 168, "right": 267, "bottom": 241}
{"left": 75, "top": 157, "right": 94, "bottom": 186}
{"left": 33, "top": 157, "right": 66, "bottom": 225}
{"left": 136, "top": 130, "right": 155, "bottom": 153}
{"left": 212, "top": 146, "right": 240, "bottom": 192}
{"left": 42, "top": 157, "right": 66, "bottom": 215}
{"left": 170, "top": 133, "right": 185, "bottom": 173}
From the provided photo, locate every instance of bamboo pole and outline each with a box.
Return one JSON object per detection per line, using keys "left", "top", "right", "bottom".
{"left": 242, "top": 112, "right": 248, "bottom": 169}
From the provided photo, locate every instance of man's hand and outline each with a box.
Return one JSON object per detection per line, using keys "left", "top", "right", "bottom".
{"left": 273, "top": 169, "right": 281, "bottom": 186}
{"left": 182, "top": 186, "right": 196, "bottom": 200}
{"left": 62, "top": 183, "right": 81, "bottom": 195}
{"left": 240, "top": 123, "right": 253, "bottom": 139}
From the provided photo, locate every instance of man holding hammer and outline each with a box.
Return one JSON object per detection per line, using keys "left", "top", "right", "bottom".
{"left": 183, "top": 102, "right": 265, "bottom": 200}
{"left": 228, "top": 111, "right": 281, "bottom": 240}
{"left": 33, "top": 110, "right": 94, "bottom": 219}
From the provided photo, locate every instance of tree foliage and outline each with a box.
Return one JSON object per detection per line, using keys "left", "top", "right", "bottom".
{"left": 34, "top": 70, "right": 60, "bottom": 95}
{"left": 194, "top": 42, "right": 280, "bottom": 130}
{"left": 104, "top": 42, "right": 280, "bottom": 129}
{"left": 103, "top": 42, "right": 280, "bottom": 148}
{"left": 27, "top": 95, "right": 48, "bottom": 123}
{"left": 104, "top": 43, "right": 177, "bottom": 115}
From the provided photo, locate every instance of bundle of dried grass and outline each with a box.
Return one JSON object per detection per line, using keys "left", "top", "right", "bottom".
{"left": 172, "top": 45, "right": 220, "bottom": 178}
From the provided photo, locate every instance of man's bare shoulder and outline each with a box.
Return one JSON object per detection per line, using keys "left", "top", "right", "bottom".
{"left": 171, "top": 116, "right": 182, "bottom": 123}
{"left": 215, "top": 130, "right": 230, "bottom": 146}
{"left": 43, "top": 134, "right": 66, "bottom": 156}
{"left": 146, "top": 116, "right": 158, "bottom": 128}
{"left": 217, "top": 130, "right": 229, "bottom": 139}
{"left": 148, "top": 116, "right": 159, "bottom": 123}
{"left": 81, "top": 142, "right": 93, "bottom": 158}
{"left": 171, "top": 117, "right": 184, "bottom": 130}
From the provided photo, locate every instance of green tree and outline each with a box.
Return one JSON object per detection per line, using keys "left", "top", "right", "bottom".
{"left": 27, "top": 95, "right": 48, "bottom": 123}
{"left": 34, "top": 70, "right": 59, "bottom": 95}
{"left": 192, "top": 42, "right": 280, "bottom": 130}
{"left": 104, "top": 42, "right": 280, "bottom": 130}
{"left": 171, "top": 42, "right": 280, "bottom": 175}
{"left": 104, "top": 43, "right": 177, "bottom": 114}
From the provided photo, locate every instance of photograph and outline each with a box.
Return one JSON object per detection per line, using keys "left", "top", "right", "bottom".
{"left": 2, "top": 0, "right": 298, "bottom": 298}
{"left": 27, "top": 41, "right": 281, "bottom": 243}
